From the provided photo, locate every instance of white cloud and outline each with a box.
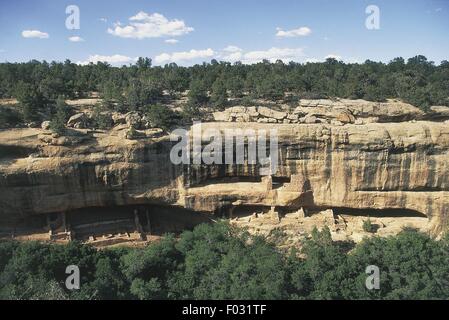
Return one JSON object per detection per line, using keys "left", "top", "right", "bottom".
{"left": 223, "top": 51, "right": 243, "bottom": 62}
{"left": 223, "top": 45, "right": 242, "bottom": 53}
{"left": 155, "top": 46, "right": 306, "bottom": 66}
{"left": 220, "top": 46, "right": 243, "bottom": 62}
{"left": 77, "top": 54, "right": 136, "bottom": 65}
{"left": 99, "top": 18, "right": 108, "bottom": 22}
{"left": 108, "top": 12, "right": 194, "bottom": 39}
{"left": 346, "top": 57, "right": 361, "bottom": 64}
{"left": 22, "top": 30, "right": 49, "bottom": 39}
{"left": 155, "top": 48, "right": 214, "bottom": 64}
{"left": 241, "top": 47, "right": 305, "bottom": 64}
{"left": 305, "top": 55, "right": 359, "bottom": 64}
{"left": 69, "top": 36, "right": 84, "bottom": 42}
{"left": 276, "top": 27, "right": 311, "bottom": 38}
{"left": 325, "top": 54, "right": 342, "bottom": 60}
{"left": 165, "top": 39, "right": 179, "bottom": 44}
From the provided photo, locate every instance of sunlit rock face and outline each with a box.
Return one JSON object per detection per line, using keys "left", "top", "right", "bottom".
{"left": 1, "top": 100, "right": 448, "bottom": 236}
{"left": 181, "top": 122, "right": 449, "bottom": 235}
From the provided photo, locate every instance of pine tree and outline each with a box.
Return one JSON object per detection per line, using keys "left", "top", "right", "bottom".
{"left": 210, "top": 78, "right": 228, "bottom": 110}
{"left": 50, "top": 96, "right": 69, "bottom": 135}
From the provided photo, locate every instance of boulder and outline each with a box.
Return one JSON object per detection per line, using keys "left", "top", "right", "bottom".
{"left": 38, "top": 131, "right": 91, "bottom": 146}
{"left": 330, "top": 120, "right": 344, "bottom": 126}
{"left": 41, "top": 121, "right": 51, "bottom": 130}
{"left": 67, "top": 113, "right": 88, "bottom": 129}
{"left": 124, "top": 128, "right": 145, "bottom": 140}
{"left": 303, "top": 115, "right": 318, "bottom": 124}
{"left": 96, "top": 112, "right": 114, "bottom": 129}
{"left": 125, "top": 112, "right": 142, "bottom": 129}
{"left": 430, "top": 106, "right": 449, "bottom": 116}
{"left": 228, "top": 106, "right": 247, "bottom": 113}
{"left": 427, "top": 106, "right": 449, "bottom": 120}
{"left": 112, "top": 113, "right": 127, "bottom": 125}
{"left": 141, "top": 115, "right": 155, "bottom": 129}
{"left": 298, "top": 99, "right": 424, "bottom": 122}
{"left": 145, "top": 128, "right": 165, "bottom": 138}
{"left": 336, "top": 111, "right": 356, "bottom": 124}
{"left": 258, "top": 107, "right": 287, "bottom": 120}
{"left": 246, "top": 107, "right": 260, "bottom": 118}
{"left": 27, "top": 121, "right": 40, "bottom": 128}
{"left": 213, "top": 112, "right": 230, "bottom": 122}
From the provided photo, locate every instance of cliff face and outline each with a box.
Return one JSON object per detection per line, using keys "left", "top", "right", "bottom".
{"left": 183, "top": 122, "right": 449, "bottom": 235}
{"left": 1, "top": 100, "right": 449, "bottom": 237}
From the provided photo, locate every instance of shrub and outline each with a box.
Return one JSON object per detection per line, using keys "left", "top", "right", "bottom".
{"left": 50, "top": 97, "right": 70, "bottom": 135}
{"left": 0, "top": 224, "right": 448, "bottom": 300}
{"left": 181, "top": 102, "right": 201, "bottom": 123}
{"left": 144, "top": 104, "right": 181, "bottom": 131}
{"left": 363, "top": 218, "right": 376, "bottom": 233}
{"left": 92, "top": 103, "right": 113, "bottom": 130}
{"left": 0, "top": 106, "right": 22, "bottom": 128}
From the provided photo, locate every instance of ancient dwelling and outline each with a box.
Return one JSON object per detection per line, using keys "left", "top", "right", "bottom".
{"left": 0, "top": 98, "right": 448, "bottom": 246}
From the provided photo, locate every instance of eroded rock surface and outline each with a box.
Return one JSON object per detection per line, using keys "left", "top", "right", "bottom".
{"left": 1, "top": 99, "right": 448, "bottom": 243}
{"left": 213, "top": 99, "right": 426, "bottom": 124}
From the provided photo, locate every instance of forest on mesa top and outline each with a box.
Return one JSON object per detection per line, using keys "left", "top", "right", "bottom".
{"left": 0, "top": 55, "right": 447, "bottom": 112}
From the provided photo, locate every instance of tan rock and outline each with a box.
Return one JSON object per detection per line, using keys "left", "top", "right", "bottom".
{"left": 336, "top": 111, "right": 355, "bottom": 124}
{"left": 258, "top": 107, "right": 287, "bottom": 120}
{"left": 41, "top": 121, "right": 51, "bottom": 130}
{"left": 67, "top": 113, "right": 88, "bottom": 128}
{"left": 1, "top": 117, "right": 449, "bottom": 238}
{"left": 125, "top": 112, "right": 142, "bottom": 129}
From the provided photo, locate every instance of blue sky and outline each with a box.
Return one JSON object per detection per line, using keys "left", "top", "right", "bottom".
{"left": 0, "top": 0, "right": 448, "bottom": 65}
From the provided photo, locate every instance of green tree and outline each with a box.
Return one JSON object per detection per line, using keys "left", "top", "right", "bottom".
{"left": 15, "top": 82, "right": 47, "bottom": 123}
{"left": 92, "top": 103, "right": 113, "bottom": 130}
{"left": 144, "top": 104, "right": 181, "bottom": 131}
{"left": 362, "top": 218, "right": 376, "bottom": 233}
{"left": 50, "top": 96, "right": 70, "bottom": 135}
{"left": 188, "top": 79, "right": 209, "bottom": 106}
{"left": 210, "top": 78, "right": 228, "bottom": 110}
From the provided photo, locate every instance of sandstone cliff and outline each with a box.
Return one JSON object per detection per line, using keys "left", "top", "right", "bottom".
{"left": 0, "top": 99, "right": 448, "bottom": 242}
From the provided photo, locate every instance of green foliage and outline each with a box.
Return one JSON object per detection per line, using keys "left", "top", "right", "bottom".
{"left": 0, "top": 224, "right": 447, "bottom": 300}
{"left": 210, "top": 78, "right": 228, "bottom": 110}
{"left": 0, "top": 106, "right": 22, "bottom": 128}
{"left": 256, "top": 75, "right": 285, "bottom": 101}
{"left": 14, "top": 82, "right": 48, "bottom": 123}
{"left": 144, "top": 104, "right": 181, "bottom": 131}
{"left": 163, "top": 63, "right": 189, "bottom": 97}
{"left": 124, "top": 78, "right": 163, "bottom": 112}
{"left": 188, "top": 79, "right": 209, "bottom": 106}
{"left": 49, "top": 96, "right": 70, "bottom": 135}
{"left": 92, "top": 103, "right": 113, "bottom": 130}
{"left": 343, "top": 230, "right": 449, "bottom": 299}
{"left": 363, "top": 218, "right": 376, "bottom": 233}
{"left": 1, "top": 56, "right": 447, "bottom": 114}
{"left": 241, "top": 96, "right": 257, "bottom": 106}
{"left": 181, "top": 102, "right": 202, "bottom": 123}
{"left": 136, "top": 57, "right": 152, "bottom": 70}
{"left": 168, "top": 223, "right": 286, "bottom": 299}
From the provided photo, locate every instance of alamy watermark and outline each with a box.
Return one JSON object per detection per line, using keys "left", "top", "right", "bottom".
{"left": 66, "top": 5, "right": 80, "bottom": 30}
{"left": 365, "top": 265, "right": 380, "bottom": 290}
{"left": 366, "top": 5, "right": 380, "bottom": 30}
{"left": 170, "top": 122, "right": 279, "bottom": 176}
{"left": 65, "top": 265, "right": 80, "bottom": 290}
